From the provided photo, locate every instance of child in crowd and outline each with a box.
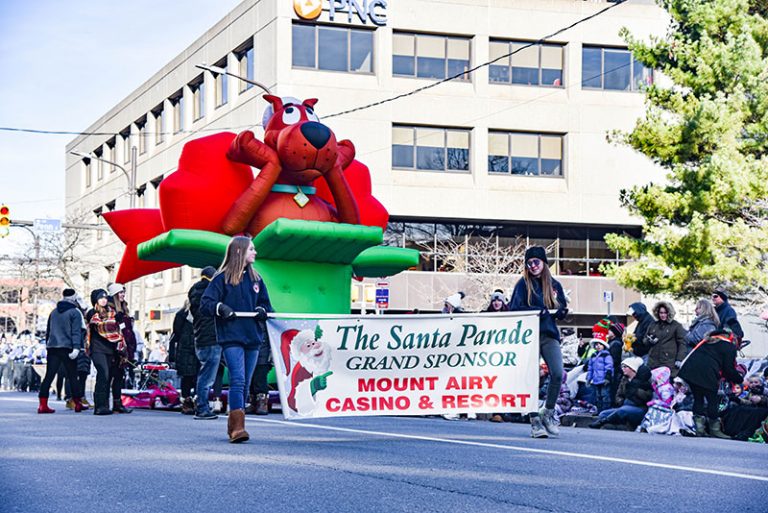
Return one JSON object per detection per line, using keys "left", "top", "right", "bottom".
{"left": 739, "top": 376, "right": 768, "bottom": 407}
{"left": 586, "top": 330, "right": 613, "bottom": 412}
{"left": 648, "top": 367, "right": 675, "bottom": 409}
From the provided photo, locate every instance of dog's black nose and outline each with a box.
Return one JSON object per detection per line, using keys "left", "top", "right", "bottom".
{"left": 300, "top": 122, "right": 331, "bottom": 149}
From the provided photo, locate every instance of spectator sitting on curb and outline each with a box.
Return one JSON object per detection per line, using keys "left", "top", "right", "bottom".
{"left": 589, "top": 357, "right": 652, "bottom": 430}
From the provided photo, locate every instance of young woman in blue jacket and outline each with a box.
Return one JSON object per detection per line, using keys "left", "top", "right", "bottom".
{"left": 201, "top": 236, "right": 273, "bottom": 443}
{"left": 509, "top": 246, "right": 568, "bottom": 439}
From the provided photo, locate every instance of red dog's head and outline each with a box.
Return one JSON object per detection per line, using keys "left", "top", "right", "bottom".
{"left": 262, "top": 95, "right": 338, "bottom": 184}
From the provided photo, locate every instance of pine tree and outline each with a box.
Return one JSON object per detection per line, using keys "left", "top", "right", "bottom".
{"left": 606, "top": 0, "right": 768, "bottom": 301}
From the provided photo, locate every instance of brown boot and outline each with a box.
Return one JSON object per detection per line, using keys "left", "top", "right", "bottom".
{"left": 227, "top": 409, "right": 250, "bottom": 443}
{"left": 255, "top": 393, "right": 269, "bottom": 415}
{"left": 708, "top": 418, "right": 731, "bottom": 440}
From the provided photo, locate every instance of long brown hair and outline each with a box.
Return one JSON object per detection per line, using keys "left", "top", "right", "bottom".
{"left": 523, "top": 262, "right": 560, "bottom": 309}
{"left": 220, "top": 236, "right": 259, "bottom": 286}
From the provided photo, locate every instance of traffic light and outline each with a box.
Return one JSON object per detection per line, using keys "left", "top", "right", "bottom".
{"left": 0, "top": 204, "right": 9, "bottom": 238}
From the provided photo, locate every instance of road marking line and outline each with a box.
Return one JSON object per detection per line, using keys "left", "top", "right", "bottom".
{"left": 251, "top": 418, "right": 768, "bottom": 482}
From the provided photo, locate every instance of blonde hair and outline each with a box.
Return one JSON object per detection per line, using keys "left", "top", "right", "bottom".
{"left": 522, "top": 262, "right": 560, "bottom": 309}
{"left": 696, "top": 299, "right": 719, "bottom": 326}
{"left": 220, "top": 236, "right": 259, "bottom": 286}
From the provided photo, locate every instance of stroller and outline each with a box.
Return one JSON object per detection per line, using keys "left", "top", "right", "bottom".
{"left": 121, "top": 361, "right": 181, "bottom": 410}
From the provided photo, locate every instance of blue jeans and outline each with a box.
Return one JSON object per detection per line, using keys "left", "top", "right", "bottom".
{"left": 222, "top": 345, "right": 259, "bottom": 411}
{"left": 594, "top": 383, "right": 611, "bottom": 412}
{"left": 598, "top": 400, "right": 646, "bottom": 427}
{"left": 195, "top": 345, "right": 222, "bottom": 413}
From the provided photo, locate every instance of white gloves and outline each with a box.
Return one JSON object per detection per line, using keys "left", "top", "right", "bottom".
{"left": 68, "top": 349, "right": 80, "bottom": 360}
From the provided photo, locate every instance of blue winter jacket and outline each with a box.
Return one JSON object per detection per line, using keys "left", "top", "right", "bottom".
{"left": 684, "top": 316, "right": 718, "bottom": 347}
{"left": 200, "top": 270, "right": 273, "bottom": 348}
{"left": 509, "top": 277, "right": 568, "bottom": 341}
{"left": 715, "top": 301, "right": 744, "bottom": 339}
{"left": 587, "top": 349, "right": 613, "bottom": 385}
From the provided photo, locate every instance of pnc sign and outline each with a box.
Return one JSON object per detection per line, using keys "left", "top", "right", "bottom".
{"left": 294, "top": 0, "right": 388, "bottom": 27}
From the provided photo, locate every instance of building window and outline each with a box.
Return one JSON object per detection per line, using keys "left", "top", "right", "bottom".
{"left": 153, "top": 105, "right": 165, "bottom": 145}
{"left": 106, "top": 139, "right": 116, "bottom": 173}
{"left": 489, "top": 40, "right": 564, "bottom": 87}
{"left": 170, "top": 91, "right": 184, "bottom": 134}
{"left": 120, "top": 129, "right": 131, "bottom": 164}
{"left": 393, "top": 33, "right": 471, "bottom": 81}
{"left": 392, "top": 125, "right": 470, "bottom": 172}
{"left": 83, "top": 159, "right": 91, "bottom": 188}
{"left": 236, "top": 42, "right": 254, "bottom": 93}
{"left": 292, "top": 23, "right": 374, "bottom": 74}
{"left": 190, "top": 76, "right": 205, "bottom": 121}
{"left": 488, "top": 131, "right": 564, "bottom": 177}
{"left": 214, "top": 59, "right": 228, "bottom": 108}
{"left": 94, "top": 148, "right": 104, "bottom": 180}
{"left": 136, "top": 118, "right": 148, "bottom": 155}
{"left": 171, "top": 267, "right": 182, "bottom": 283}
{"left": 581, "top": 46, "right": 653, "bottom": 91}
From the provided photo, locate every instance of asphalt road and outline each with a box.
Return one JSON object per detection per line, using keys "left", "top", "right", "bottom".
{"left": 1, "top": 391, "right": 766, "bottom": 513}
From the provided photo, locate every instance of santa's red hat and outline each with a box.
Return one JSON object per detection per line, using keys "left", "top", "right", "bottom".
{"left": 280, "top": 329, "right": 299, "bottom": 371}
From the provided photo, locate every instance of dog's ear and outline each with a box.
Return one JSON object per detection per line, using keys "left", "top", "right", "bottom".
{"left": 264, "top": 94, "right": 284, "bottom": 111}
{"left": 302, "top": 98, "right": 319, "bottom": 108}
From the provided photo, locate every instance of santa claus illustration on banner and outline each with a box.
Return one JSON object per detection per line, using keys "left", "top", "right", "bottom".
{"left": 280, "top": 326, "right": 333, "bottom": 416}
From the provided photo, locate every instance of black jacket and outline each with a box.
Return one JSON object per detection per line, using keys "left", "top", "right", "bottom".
{"left": 168, "top": 308, "right": 198, "bottom": 377}
{"left": 188, "top": 279, "right": 217, "bottom": 348}
{"left": 509, "top": 277, "right": 568, "bottom": 341}
{"left": 715, "top": 301, "right": 744, "bottom": 339}
{"left": 617, "top": 364, "right": 653, "bottom": 408}
{"left": 678, "top": 337, "right": 742, "bottom": 392}
{"left": 45, "top": 300, "right": 84, "bottom": 350}
{"left": 629, "top": 302, "right": 654, "bottom": 357}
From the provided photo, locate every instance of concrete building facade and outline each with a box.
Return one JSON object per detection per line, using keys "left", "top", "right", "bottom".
{"left": 65, "top": 0, "right": 668, "bottom": 339}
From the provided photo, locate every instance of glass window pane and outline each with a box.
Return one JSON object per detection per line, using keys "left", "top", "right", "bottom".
{"left": 511, "top": 157, "right": 538, "bottom": 175}
{"left": 488, "top": 155, "right": 509, "bottom": 173}
{"left": 318, "top": 27, "right": 348, "bottom": 71}
{"left": 446, "top": 130, "right": 469, "bottom": 149}
{"left": 392, "top": 126, "right": 413, "bottom": 146}
{"left": 446, "top": 130, "right": 469, "bottom": 171}
{"left": 350, "top": 30, "right": 373, "bottom": 72}
{"left": 541, "top": 45, "right": 563, "bottom": 86}
{"left": 511, "top": 43, "right": 539, "bottom": 85}
{"left": 581, "top": 47, "right": 602, "bottom": 88}
{"left": 489, "top": 42, "right": 510, "bottom": 83}
{"left": 394, "top": 55, "right": 415, "bottom": 76}
{"left": 447, "top": 38, "right": 469, "bottom": 59}
{"left": 417, "top": 36, "right": 446, "bottom": 79}
{"left": 416, "top": 128, "right": 445, "bottom": 170}
{"left": 540, "top": 158, "right": 561, "bottom": 176}
{"left": 393, "top": 33, "right": 415, "bottom": 55}
{"left": 604, "top": 50, "right": 631, "bottom": 90}
{"left": 632, "top": 57, "right": 653, "bottom": 90}
{"left": 393, "top": 145, "right": 414, "bottom": 168}
{"left": 292, "top": 24, "right": 316, "bottom": 68}
{"left": 488, "top": 132, "right": 508, "bottom": 155}
{"left": 419, "top": 36, "right": 445, "bottom": 59}
{"left": 541, "top": 135, "right": 561, "bottom": 159}
{"left": 511, "top": 133, "right": 538, "bottom": 158}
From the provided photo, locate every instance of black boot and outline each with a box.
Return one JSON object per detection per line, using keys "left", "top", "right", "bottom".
{"left": 112, "top": 397, "right": 133, "bottom": 414}
{"left": 589, "top": 417, "right": 607, "bottom": 429}
{"left": 93, "top": 393, "right": 112, "bottom": 416}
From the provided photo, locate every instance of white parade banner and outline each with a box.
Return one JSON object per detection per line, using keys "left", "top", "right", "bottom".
{"left": 266, "top": 312, "right": 540, "bottom": 420}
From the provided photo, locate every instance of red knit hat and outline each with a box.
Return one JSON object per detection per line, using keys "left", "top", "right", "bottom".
{"left": 590, "top": 330, "right": 608, "bottom": 348}
{"left": 592, "top": 319, "right": 610, "bottom": 337}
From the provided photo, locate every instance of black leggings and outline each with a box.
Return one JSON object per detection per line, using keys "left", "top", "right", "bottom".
{"left": 92, "top": 351, "right": 122, "bottom": 405}
{"left": 691, "top": 384, "right": 719, "bottom": 419}
{"left": 181, "top": 375, "right": 196, "bottom": 398}
{"left": 39, "top": 348, "right": 81, "bottom": 399}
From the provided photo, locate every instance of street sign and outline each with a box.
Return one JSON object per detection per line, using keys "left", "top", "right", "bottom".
{"left": 375, "top": 288, "right": 389, "bottom": 309}
{"left": 602, "top": 291, "right": 614, "bottom": 303}
{"left": 33, "top": 218, "right": 62, "bottom": 233}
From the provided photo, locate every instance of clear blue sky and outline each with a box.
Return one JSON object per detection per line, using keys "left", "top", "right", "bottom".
{"left": 0, "top": 0, "right": 242, "bottom": 252}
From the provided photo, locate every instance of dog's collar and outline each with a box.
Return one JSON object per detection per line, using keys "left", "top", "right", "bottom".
{"left": 270, "top": 184, "right": 316, "bottom": 195}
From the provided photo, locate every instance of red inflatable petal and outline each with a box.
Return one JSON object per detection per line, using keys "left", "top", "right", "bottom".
{"left": 103, "top": 209, "right": 180, "bottom": 283}
{"left": 315, "top": 160, "right": 389, "bottom": 230}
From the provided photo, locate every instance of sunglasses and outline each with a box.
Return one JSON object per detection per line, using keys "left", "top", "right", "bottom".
{"left": 526, "top": 258, "right": 543, "bottom": 268}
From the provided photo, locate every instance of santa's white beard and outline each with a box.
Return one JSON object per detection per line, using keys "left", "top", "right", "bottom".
{"left": 298, "top": 346, "right": 331, "bottom": 375}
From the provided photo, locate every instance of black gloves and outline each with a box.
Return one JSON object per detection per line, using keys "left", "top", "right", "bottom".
{"left": 217, "top": 303, "right": 236, "bottom": 320}
{"left": 254, "top": 306, "right": 268, "bottom": 321}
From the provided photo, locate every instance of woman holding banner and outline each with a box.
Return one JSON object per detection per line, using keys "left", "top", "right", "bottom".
{"left": 509, "top": 246, "right": 568, "bottom": 439}
{"left": 201, "top": 236, "right": 273, "bottom": 443}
